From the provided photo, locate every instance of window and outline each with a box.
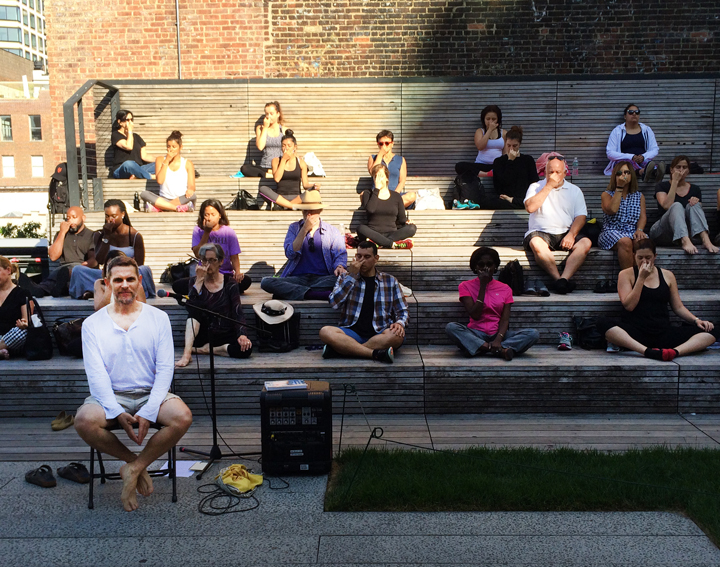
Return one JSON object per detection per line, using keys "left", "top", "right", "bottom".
{"left": 23, "top": 51, "right": 29, "bottom": 59}
{"left": 0, "top": 27, "right": 21, "bottom": 42}
{"left": 22, "top": 0, "right": 27, "bottom": 5}
{"left": 30, "top": 14, "right": 35, "bottom": 29}
{"left": 22, "top": 11, "right": 27, "bottom": 25}
{"left": 38, "top": 0, "right": 43, "bottom": 13}
{"left": 0, "top": 6, "right": 20, "bottom": 21}
{"left": 31, "top": 34, "right": 36, "bottom": 49}
{"left": 29, "top": 0, "right": 34, "bottom": 10}
{"left": 0, "top": 116, "right": 12, "bottom": 141}
{"left": 31, "top": 156, "right": 43, "bottom": 177}
{"left": 2, "top": 156, "right": 15, "bottom": 178}
{"left": 4, "top": 48, "right": 22, "bottom": 56}
{"left": 23, "top": 31, "right": 29, "bottom": 46}
{"left": 29, "top": 116, "right": 41, "bottom": 141}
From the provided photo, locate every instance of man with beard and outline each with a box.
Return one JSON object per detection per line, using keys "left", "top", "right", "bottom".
{"left": 21, "top": 206, "right": 97, "bottom": 297}
{"left": 75, "top": 255, "right": 192, "bottom": 512}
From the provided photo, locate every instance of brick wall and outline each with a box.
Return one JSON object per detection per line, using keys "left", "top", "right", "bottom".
{"left": 0, "top": 50, "right": 34, "bottom": 82}
{"left": 47, "top": 0, "right": 719, "bottom": 163}
{"left": 0, "top": 89, "right": 54, "bottom": 188}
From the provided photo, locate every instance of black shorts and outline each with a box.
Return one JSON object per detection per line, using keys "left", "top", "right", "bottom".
{"left": 596, "top": 317, "right": 718, "bottom": 349}
{"left": 523, "top": 228, "right": 592, "bottom": 251}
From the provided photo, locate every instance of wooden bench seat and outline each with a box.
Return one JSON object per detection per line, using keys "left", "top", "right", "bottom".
{"left": 3, "top": 346, "right": 719, "bottom": 417}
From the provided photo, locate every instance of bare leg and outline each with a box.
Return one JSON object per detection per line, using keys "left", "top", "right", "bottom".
{"left": 560, "top": 238, "right": 591, "bottom": 280}
{"left": 604, "top": 326, "right": 647, "bottom": 355}
{"left": 319, "top": 326, "right": 403, "bottom": 358}
{"left": 362, "top": 329, "right": 405, "bottom": 350}
{"left": 699, "top": 231, "right": 719, "bottom": 254}
{"left": 613, "top": 237, "right": 634, "bottom": 271}
{"left": 675, "top": 332, "right": 716, "bottom": 356}
{"left": 176, "top": 318, "right": 201, "bottom": 367}
{"left": 119, "top": 399, "right": 192, "bottom": 512}
{"left": 402, "top": 192, "right": 417, "bottom": 208}
{"left": 529, "top": 237, "right": 561, "bottom": 280}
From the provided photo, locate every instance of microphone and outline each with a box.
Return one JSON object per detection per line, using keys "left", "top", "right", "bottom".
{"left": 157, "top": 289, "right": 189, "bottom": 300}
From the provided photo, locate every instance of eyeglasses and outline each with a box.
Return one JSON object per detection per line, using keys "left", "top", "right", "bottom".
{"left": 378, "top": 141, "right": 393, "bottom": 146}
{"left": 201, "top": 257, "right": 220, "bottom": 264}
{"left": 307, "top": 236, "right": 316, "bottom": 252}
{"left": 626, "top": 110, "right": 640, "bottom": 115}
{"left": 616, "top": 170, "right": 632, "bottom": 176}
{"left": 547, "top": 156, "right": 565, "bottom": 161}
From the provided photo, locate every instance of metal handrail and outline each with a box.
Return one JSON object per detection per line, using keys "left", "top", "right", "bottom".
{"left": 63, "top": 80, "right": 119, "bottom": 209}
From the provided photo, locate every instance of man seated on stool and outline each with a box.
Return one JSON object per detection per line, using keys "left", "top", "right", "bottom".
{"left": 260, "top": 190, "right": 347, "bottom": 300}
{"left": 74, "top": 255, "right": 192, "bottom": 512}
{"left": 319, "top": 241, "right": 408, "bottom": 363}
{"left": 523, "top": 154, "right": 591, "bottom": 294}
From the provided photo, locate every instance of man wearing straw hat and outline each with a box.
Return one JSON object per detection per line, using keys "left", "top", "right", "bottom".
{"left": 260, "top": 190, "right": 347, "bottom": 300}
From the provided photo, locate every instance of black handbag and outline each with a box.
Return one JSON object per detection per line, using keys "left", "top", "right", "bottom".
{"left": 573, "top": 316, "right": 606, "bottom": 350}
{"left": 52, "top": 317, "right": 85, "bottom": 356}
{"left": 24, "top": 297, "right": 53, "bottom": 360}
{"left": 160, "top": 258, "right": 197, "bottom": 284}
{"left": 255, "top": 311, "right": 301, "bottom": 353}
{"left": 226, "top": 189, "right": 260, "bottom": 211}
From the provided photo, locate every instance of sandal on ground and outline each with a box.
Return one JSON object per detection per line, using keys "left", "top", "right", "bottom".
{"left": 51, "top": 413, "right": 74, "bottom": 431}
{"left": 50, "top": 411, "right": 67, "bottom": 429}
{"left": 477, "top": 343, "right": 492, "bottom": 356}
{"left": 25, "top": 465, "right": 56, "bottom": 488}
{"left": 57, "top": 462, "right": 90, "bottom": 484}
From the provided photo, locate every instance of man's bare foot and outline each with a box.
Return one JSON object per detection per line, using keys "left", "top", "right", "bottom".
{"left": 193, "top": 344, "right": 210, "bottom": 355}
{"left": 136, "top": 468, "right": 154, "bottom": 497}
{"left": 175, "top": 353, "right": 192, "bottom": 367}
{"left": 0, "top": 349, "right": 9, "bottom": 360}
{"left": 119, "top": 463, "right": 140, "bottom": 512}
{"left": 702, "top": 239, "right": 719, "bottom": 254}
{"left": 681, "top": 237, "right": 698, "bottom": 255}
{"left": 129, "top": 174, "right": 136, "bottom": 180}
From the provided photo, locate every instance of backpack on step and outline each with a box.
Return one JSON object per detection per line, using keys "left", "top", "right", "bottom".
{"left": 497, "top": 259, "right": 524, "bottom": 296}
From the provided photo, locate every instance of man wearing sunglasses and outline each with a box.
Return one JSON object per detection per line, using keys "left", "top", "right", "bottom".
{"left": 260, "top": 190, "right": 347, "bottom": 300}
{"left": 320, "top": 240, "right": 408, "bottom": 363}
{"left": 523, "top": 155, "right": 591, "bottom": 294}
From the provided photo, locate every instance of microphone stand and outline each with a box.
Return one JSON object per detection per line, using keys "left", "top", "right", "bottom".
{"left": 174, "top": 296, "right": 266, "bottom": 480}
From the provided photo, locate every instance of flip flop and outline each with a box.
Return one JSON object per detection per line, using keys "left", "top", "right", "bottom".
{"left": 51, "top": 414, "right": 74, "bottom": 432}
{"left": 25, "top": 465, "right": 57, "bottom": 488}
{"left": 57, "top": 462, "right": 90, "bottom": 484}
{"left": 50, "top": 411, "right": 66, "bottom": 428}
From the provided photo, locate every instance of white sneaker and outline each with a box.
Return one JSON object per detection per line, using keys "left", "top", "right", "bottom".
{"left": 606, "top": 342, "right": 620, "bottom": 352}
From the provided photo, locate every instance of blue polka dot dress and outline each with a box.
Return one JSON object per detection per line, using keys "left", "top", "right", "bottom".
{"left": 598, "top": 190, "right": 642, "bottom": 250}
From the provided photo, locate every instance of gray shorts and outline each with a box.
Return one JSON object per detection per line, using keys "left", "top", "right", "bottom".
{"left": 82, "top": 389, "right": 181, "bottom": 417}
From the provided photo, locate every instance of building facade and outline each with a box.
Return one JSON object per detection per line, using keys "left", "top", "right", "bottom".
{"left": 0, "top": 0, "right": 47, "bottom": 70}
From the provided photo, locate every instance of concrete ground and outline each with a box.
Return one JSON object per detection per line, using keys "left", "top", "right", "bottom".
{"left": 1, "top": 413, "right": 719, "bottom": 565}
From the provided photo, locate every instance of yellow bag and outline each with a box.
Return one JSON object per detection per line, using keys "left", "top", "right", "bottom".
{"left": 215, "top": 464, "right": 263, "bottom": 495}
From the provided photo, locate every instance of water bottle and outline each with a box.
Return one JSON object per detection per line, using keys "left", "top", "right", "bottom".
{"left": 572, "top": 157, "right": 579, "bottom": 177}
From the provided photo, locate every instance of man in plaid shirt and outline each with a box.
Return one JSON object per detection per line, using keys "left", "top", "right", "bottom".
{"left": 319, "top": 241, "right": 408, "bottom": 363}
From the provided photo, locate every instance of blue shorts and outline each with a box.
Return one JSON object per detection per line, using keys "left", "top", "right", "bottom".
{"left": 340, "top": 327, "right": 404, "bottom": 348}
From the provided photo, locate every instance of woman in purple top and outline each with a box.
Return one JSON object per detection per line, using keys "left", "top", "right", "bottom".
{"left": 172, "top": 199, "right": 252, "bottom": 296}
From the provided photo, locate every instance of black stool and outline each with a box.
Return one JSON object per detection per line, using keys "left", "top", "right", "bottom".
{"left": 88, "top": 422, "right": 177, "bottom": 509}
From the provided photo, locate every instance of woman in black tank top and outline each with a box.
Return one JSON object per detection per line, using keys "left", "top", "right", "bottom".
{"left": 264, "top": 130, "right": 320, "bottom": 210}
{"left": 596, "top": 239, "right": 717, "bottom": 361}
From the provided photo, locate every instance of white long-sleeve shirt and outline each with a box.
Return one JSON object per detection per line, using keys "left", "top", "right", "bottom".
{"left": 81, "top": 303, "right": 175, "bottom": 423}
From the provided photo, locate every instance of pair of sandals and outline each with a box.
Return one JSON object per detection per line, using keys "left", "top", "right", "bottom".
{"left": 51, "top": 411, "right": 75, "bottom": 431}
{"left": 523, "top": 280, "right": 550, "bottom": 297}
{"left": 594, "top": 280, "right": 617, "bottom": 294}
{"left": 25, "top": 463, "right": 90, "bottom": 488}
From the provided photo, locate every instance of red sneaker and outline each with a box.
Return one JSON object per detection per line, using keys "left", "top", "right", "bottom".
{"left": 392, "top": 239, "right": 413, "bottom": 250}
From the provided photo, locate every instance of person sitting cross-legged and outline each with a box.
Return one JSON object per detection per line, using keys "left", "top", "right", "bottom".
{"left": 74, "top": 255, "right": 193, "bottom": 512}
{"left": 445, "top": 247, "right": 539, "bottom": 360}
{"left": 260, "top": 190, "right": 347, "bottom": 300}
{"left": 596, "top": 238, "right": 718, "bottom": 361}
{"left": 319, "top": 241, "right": 408, "bottom": 363}
{"left": 175, "top": 243, "right": 252, "bottom": 368}
{"left": 523, "top": 155, "right": 592, "bottom": 294}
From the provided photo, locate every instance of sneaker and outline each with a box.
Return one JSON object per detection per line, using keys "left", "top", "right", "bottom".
{"left": 655, "top": 161, "right": 666, "bottom": 183}
{"left": 231, "top": 170, "right": 245, "bottom": 178}
{"left": 322, "top": 344, "right": 339, "bottom": 359}
{"left": 558, "top": 332, "right": 573, "bottom": 351}
{"left": 643, "top": 161, "right": 657, "bottom": 182}
{"left": 523, "top": 280, "right": 538, "bottom": 296}
{"left": 535, "top": 280, "right": 550, "bottom": 297}
{"left": 466, "top": 200, "right": 480, "bottom": 210}
{"left": 553, "top": 278, "right": 569, "bottom": 295}
{"left": 607, "top": 342, "right": 620, "bottom": 353}
{"left": 145, "top": 202, "right": 160, "bottom": 213}
{"left": 453, "top": 199, "right": 469, "bottom": 210}
{"left": 392, "top": 239, "right": 413, "bottom": 250}
{"left": 176, "top": 204, "right": 190, "bottom": 213}
{"left": 372, "top": 347, "right": 394, "bottom": 363}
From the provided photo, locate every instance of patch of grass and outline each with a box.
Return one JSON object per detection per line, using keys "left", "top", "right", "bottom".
{"left": 325, "top": 446, "right": 720, "bottom": 545}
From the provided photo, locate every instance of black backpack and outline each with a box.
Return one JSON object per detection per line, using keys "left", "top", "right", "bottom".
{"left": 49, "top": 178, "right": 69, "bottom": 215}
{"left": 226, "top": 189, "right": 260, "bottom": 211}
{"left": 452, "top": 173, "right": 484, "bottom": 204}
{"left": 497, "top": 259, "right": 524, "bottom": 297}
{"left": 573, "top": 316, "right": 607, "bottom": 350}
{"left": 255, "top": 310, "right": 300, "bottom": 353}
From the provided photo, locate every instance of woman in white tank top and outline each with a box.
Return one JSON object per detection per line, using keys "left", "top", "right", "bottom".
{"left": 140, "top": 130, "right": 197, "bottom": 212}
{"left": 455, "top": 104, "right": 507, "bottom": 179}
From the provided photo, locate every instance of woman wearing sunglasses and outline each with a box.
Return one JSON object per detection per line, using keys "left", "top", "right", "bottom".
{"left": 367, "top": 130, "right": 415, "bottom": 208}
{"left": 605, "top": 104, "right": 663, "bottom": 182}
{"left": 598, "top": 161, "right": 647, "bottom": 270}
{"left": 176, "top": 242, "right": 252, "bottom": 367}
{"left": 445, "top": 247, "right": 539, "bottom": 360}
{"left": 110, "top": 109, "right": 156, "bottom": 180}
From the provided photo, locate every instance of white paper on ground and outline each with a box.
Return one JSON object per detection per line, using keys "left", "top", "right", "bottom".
{"left": 158, "top": 460, "right": 196, "bottom": 477}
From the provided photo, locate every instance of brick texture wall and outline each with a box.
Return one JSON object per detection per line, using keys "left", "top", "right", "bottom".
{"left": 47, "top": 0, "right": 719, "bottom": 163}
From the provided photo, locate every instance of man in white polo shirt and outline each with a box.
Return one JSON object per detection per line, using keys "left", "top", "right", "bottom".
{"left": 74, "top": 255, "right": 192, "bottom": 512}
{"left": 523, "top": 155, "right": 591, "bottom": 294}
